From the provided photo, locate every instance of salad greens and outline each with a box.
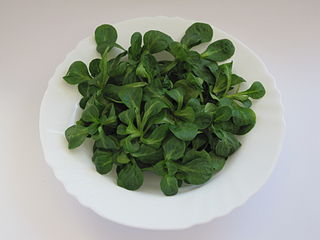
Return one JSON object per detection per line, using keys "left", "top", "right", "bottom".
{"left": 64, "top": 22, "right": 265, "bottom": 196}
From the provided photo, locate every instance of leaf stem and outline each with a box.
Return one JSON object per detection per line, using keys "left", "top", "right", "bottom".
{"left": 162, "top": 61, "right": 177, "bottom": 73}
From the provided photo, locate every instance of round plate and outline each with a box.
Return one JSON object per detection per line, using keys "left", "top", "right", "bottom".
{"left": 39, "top": 16, "right": 285, "bottom": 230}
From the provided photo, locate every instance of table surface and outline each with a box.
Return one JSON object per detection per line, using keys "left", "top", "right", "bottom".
{"left": 1, "top": 0, "right": 319, "bottom": 239}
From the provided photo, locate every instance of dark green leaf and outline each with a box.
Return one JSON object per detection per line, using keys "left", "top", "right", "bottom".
{"left": 118, "top": 109, "right": 135, "bottom": 125}
{"left": 160, "top": 175, "right": 178, "bottom": 196}
{"left": 232, "top": 107, "right": 256, "bottom": 134}
{"left": 163, "top": 135, "right": 186, "bottom": 161}
{"left": 136, "top": 54, "right": 160, "bottom": 84}
{"left": 128, "top": 32, "right": 142, "bottom": 61}
{"left": 195, "top": 112, "right": 212, "bottom": 129}
{"left": 118, "top": 86, "right": 142, "bottom": 110}
{"left": 117, "top": 162, "right": 144, "bottom": 190}
{"left": 65, "top": 125, "right": 88, "bottom": 149}
{"left": 89, "top": 59, "right": 101, "bottom": 77}
{"left": 166, "top": 87, "right": 185, "bottom": 110}
{"left": 169, "top": 122, "right": 198, "bottom": 141}
{"left": 231, "top": 74, "right": 246, "bottom": 86}
{"left": 108, "top": 51, "right": 127, "bottom": 77}
{"left": 63, "top": 61, "right": 92, "bottom": 85}
{"left": 201, "top": 39, "right": 235, "bottom": 61}
{"left": 174, "top": 106, "right": 195, "bottom": 122}
{"left": 168, "top": 41, "right": 189, "bottom": 60}
{"left": 121, "top": 136, "right": 140, "bottom": 153}
{"left": 131, "top": 144, "right": 163, "bottom": 164}
{"left": 141, "top": 124, "right": 168, "bottom": 148}
{"left": 213, "top": 62, "right": 233, "bottom": 95}
{"left": 187, "top": 98, "right": 202, "bottom": 113}
{"left": 95, "top": 24, "right": 117, "bottom": 55}
{"left": 95, "top": 128, "right": 119, "bottom": 150}
{"left": 178, "top": 150, "right": 214, "bottom": 184}
{"left": 141, "top": 98, "right": 168, "bottom": 128}
{"left": 181, "top": 22, "right": 213, "bottom": 48}
{"left": 192, "top": 134, "right": 208, "bottom": 150}
{"left": 240, "top": 81, "right": 266, "bottom": 99}
{"left": 209, "top": 151, "right": 226, "bottom": 173}
{"left": 212, "top": 126, "right": 241, "bottom": 157}
{"left": 81, "top": 104, "right": 100, "bottom": 122}
{"left": 214, "top": 106, "right": 232, "bottom": 122}
{"left": 143, "top": 30, "right": 173, "bottom": 53}
{"left": 92, "top": 150, "right": 113, "bottom": 174}
{"left": 115, "top": 152, "right": 131, "bottom": 164}
{"left": 147, "top": 160, "right": 166, "bottom": 176}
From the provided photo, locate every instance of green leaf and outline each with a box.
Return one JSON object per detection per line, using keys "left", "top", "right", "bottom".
{"left": 166, "top": 87, "right": 185, "bottom": 110}
{"left": 118, "top": 86, "right": 142, "bottom": 110}
{"left": 63, "top": 61, "right": 92, "bottom": 85}
{"left": 168, "top": 41, "right": 189, "bottom": 60}
{"left": 173, "top": 80, "right": 200, "bottom": 102}
{"left": 117, "top": 162, "right": 144, "bottom": 190}
{"left": 92, "top": 150, "right": 113, "bottom": 174}
{"left": 204, "top": 102, "right": 217, "bottom": 113}
{"left": 143, "top": 30, "right": 173, "bottom": 54}
{"left": 212, "top": 63, "right": 232, "bottom": 95}
{"left": 174, "top": 106, "right": 195, "bottom": 122}
{"left": 89, "top": 58, "right": 101, "bottom": 77}
{"left": 241, "top": 99, "right": 252, "bottom": 108}
{"left": 136, "top": 54, "right": 160, "bottom": 83}
{"left": 214, "top": 106, "right": 232, "bottom": 122}
{"left": 147, "top": 160, "right": 166, "bottom": 176}
{"left": 212, "top": 126, "right": 241, "bottom": 157}
{"left": 209, "top": 151, "right": 226, "bottom": 173}
{"left": 95, "top": 24, "right": 117, "bottom": 55}
{"left": 65, "top": 125, "right": 88, "bottom": 149}
{"left": 121, "top": 136, "right": 140, "bottom": 153}
{"left": 240, "top": 81, "right": 266, "bottom": 99}
{"left": 131, "top": 144, "right": 163, "bottom": 164}
{"left": 160, "top": 175, "right": 178, "bottom": 196}
{"left": 123, "top": 65, "right": 137, "bottom": 84}
{"left": 107, "top": 51, "right": 127, "bottom": 77}
{"left": 100, "top": 104, "right": 117, "bottom": 126}
{"left": 141, "top": 124, "right": 169, "bottom": 149}
{"left": 178, "top": 150, "right": 214, "bottom": 184}
{"left": 116, "top": 124, "right": 127, "bottom": 135}
{"left": 195, "top": 112, "right": 212, "bottom": 129}
{"left": 118, "top": 109, "right": 135, "bottom": 125}
{"left": 162, "top": 75, "right": 174, "bottom": 89}
{"left": 169, "top": 122, "right": 198, "bottom": 141}
{"left": 166, "top": 161, "right": 178, "bottom": 176}
{"left": 201, "top": 39, "right": 235, "bottom": 61}
{"left": 148, "top": 109, "right": 175, "bottom": 126}
{"left": 95, "top": 129, "right": 119, "bottom": 150}
{"left": 187, "top": 98, "right": 202, "bottom": 113}
{"left": 192, "top": 134, "right": 208, "bottom": 150}
{"left": 188, "top": 52, "right": 215, "bottom": 85}
{"left": 231, "top": 74, "right": 246, "bottom": 86}
{"left": 81, "top": 104, "right": 100, "bottom": 122}
{"left": 128, "top": 32, "right": 142, "bottom": 61}
{"left": 115, "top": 152, "right": 131, "bottom": 164}
{"left": 232, "top": 107, "right": 256, "bottom": 134}
{"left": 141, "top": 98, "right": 168, "bottom": 128}
{"left": 181, "top": 22, "right": 213, "bottom": 48}
{"left": 163, "top": 135, "right": 186, "bottom": 161}
{"left": 103, "top": 84, "right": 122, "bottom": 102}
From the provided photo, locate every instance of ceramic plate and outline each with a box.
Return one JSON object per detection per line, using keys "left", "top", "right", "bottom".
{"left": 39, "top": 16, "right": 285, "bottom": 230}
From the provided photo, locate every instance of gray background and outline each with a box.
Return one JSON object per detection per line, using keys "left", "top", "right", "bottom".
{"left": 1, "top": 0, "right": 319, "bottom": 239}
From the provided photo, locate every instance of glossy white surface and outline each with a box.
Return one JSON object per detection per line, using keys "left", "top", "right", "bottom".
{"left": 39, "top": 17, "right": 284, "bottom": 229}
{"left": 1, "top": 0, "right": 319, "bottom": 238}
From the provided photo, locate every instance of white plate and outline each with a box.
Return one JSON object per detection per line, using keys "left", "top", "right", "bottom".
{"left": 39, "top": 16, "right": 285, "bottom": 230}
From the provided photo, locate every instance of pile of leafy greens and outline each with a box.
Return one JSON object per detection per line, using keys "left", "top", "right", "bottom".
{"left": 64, "top": 22, "right": 265, "bottom": 196}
